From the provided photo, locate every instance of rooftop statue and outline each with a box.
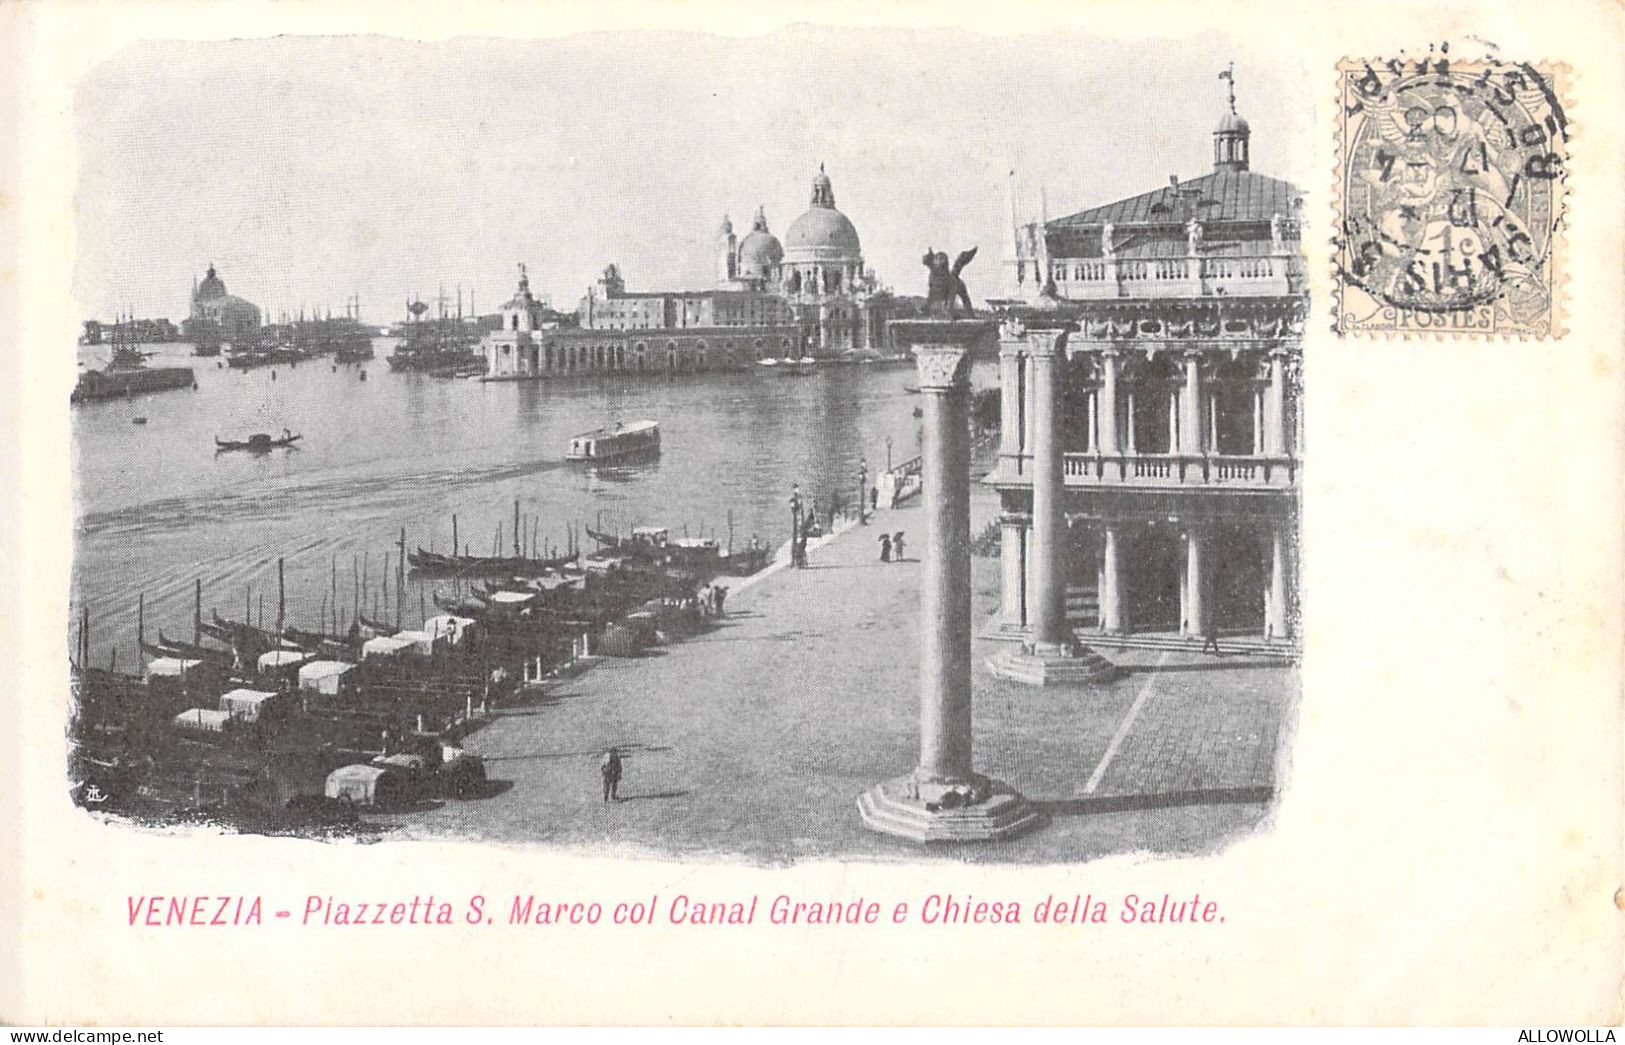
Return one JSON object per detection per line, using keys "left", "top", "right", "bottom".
{"left": 922, "top": 246, "right": 977, "bottom": 319}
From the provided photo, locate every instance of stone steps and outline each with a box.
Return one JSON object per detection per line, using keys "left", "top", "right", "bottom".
{"left": 985, "top": 642, "right": 1124, "bottom": 686}
{"left": 857, "top": 777, "right": 1047, "bottom": 843}
{"left": 1081, "top": 630, "right": 1299, "bottom": 660}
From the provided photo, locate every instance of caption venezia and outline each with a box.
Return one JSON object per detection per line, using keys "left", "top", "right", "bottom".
{"left": 127, "top": 891, "right": 1225, "bottom": 927}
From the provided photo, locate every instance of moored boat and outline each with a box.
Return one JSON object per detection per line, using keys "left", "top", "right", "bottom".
{"left": 407, "top": 547, "right": 578, "bottom": 577}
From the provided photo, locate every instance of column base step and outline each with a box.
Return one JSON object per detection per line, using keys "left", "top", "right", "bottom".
{"left": 857, "top": 774, "right": 1046, "bottom": 843}
{"left": 985, "top": 643, "right": 1123, "bottom": 686}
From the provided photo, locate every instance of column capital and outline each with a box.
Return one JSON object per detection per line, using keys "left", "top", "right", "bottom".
{"left": 911, "top": 344, "right": 972, "bottom": 390}
{"left": 1025, "top": 328, "right": 1067, "bottom": 358}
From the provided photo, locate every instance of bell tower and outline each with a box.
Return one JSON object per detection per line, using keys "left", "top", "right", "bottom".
{"left": 718, "top": 214, "right": 737, "bottom": 284}
{"left": 1213, "top": 63, "right": 1251, "bottom": 173}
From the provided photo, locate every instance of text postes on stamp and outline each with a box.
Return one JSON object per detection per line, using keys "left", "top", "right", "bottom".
{"left": 1334, "top": 55, "right": 1569, "bottom": 337}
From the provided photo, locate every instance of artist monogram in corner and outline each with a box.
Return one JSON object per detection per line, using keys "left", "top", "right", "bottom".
{"left": 1333, "top": 53, "right": 1570, "bottom": 337}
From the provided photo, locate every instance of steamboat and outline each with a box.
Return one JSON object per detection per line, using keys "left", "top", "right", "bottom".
{"left": 565, "top": 420, "right": 660, "bottom": 463}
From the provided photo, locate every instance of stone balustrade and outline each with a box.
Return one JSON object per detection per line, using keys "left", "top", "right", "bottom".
{"left": 1047, "top": 253, "right": 1303, "bottom": 300}
{"left": 989, "top": 451, "right": 1298, "bottom": 489}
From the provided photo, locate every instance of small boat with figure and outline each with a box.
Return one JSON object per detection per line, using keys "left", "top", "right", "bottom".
{"left": 565, "top": 420, "right": 660, "bottom": 463}
{"left": 215, "top": 428, "right": 301, "bottom": 453}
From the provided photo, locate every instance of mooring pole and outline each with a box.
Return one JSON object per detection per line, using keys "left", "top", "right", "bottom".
{"left": 452, "top": 515, "right": 458, "bottom": 561}
{"left": 194, "top": 578, "right": 202, "bottom": 646}
{"left": 397, "top": 527, "right": 406, "bottom": 629}
{"left": 137, "top": 592, "right": 145, "bottom": 650}
{"left": 277, "top": 557, "right": 286, "bottom": 633}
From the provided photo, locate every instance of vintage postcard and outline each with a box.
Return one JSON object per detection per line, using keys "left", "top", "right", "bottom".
{"left": 2, "top": 0, "right": 1621, "bottom": 1028}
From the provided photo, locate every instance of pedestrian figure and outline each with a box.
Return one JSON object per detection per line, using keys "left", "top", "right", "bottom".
{"left": 600, "top": 748, "right": 623, "bottom": 802}
{"left": 1201, "top": 627, "right": 1222, "bottom": 657}
{"left": 713, "top": 586, "right": 727, "bottom": 616}
{"left": 869, "top": 485, "right": 879, "bottom": 511}
{"left": 892, "top": 531, "right": 906, "bottom": 561}
{"left": 879, "top": 533, "right": 892, "bottom": 562}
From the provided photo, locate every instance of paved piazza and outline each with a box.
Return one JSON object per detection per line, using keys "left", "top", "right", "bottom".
{"left": 373, "top": 489, "right": 1295, "bottom": 863}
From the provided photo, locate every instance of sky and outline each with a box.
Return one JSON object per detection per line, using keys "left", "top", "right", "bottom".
{"left": 73, "top": 27, "right": 1314, "bottom": 325}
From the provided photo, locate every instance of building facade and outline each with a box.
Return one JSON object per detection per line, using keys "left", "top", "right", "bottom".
{"left": 988, "top": 83, "right": 1305, "bottom": 648}
{"left": 184, "top": 264, "right": 262, "bottom": 341}
{"left": 713, "top": 165, "right": 894, "bottom": 353}
{"left": 483, "top": 265, "right": 799, "bottom": 380}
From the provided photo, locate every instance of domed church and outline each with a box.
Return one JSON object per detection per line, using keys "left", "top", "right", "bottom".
{"left": 184, "top": 263, "right": 262, "bottom": 341}
{"left": 714, "top": 164, "right": 891, "bottom": 353}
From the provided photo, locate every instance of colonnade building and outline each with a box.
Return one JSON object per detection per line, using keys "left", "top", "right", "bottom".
{"left": 482, "top": 264, "right": 800, "bottom": 380}
{"left": 988, "top": 85, "right": 1305, "bottom": 649}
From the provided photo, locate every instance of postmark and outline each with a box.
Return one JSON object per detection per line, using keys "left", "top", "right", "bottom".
{"left": 1334, "top": 53, "right": 1570, "bottom": 337}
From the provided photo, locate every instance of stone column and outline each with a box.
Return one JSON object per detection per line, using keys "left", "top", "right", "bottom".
{"left": 1027, "top": 329, "right": 1068, "bottom": 649}
{"left": 1100, "top": 525, "right": 1123, "bottom": 632}
{"left": 1021, "top": 355, "right": 1036, "bottom": 468}
{"left": 1181, "top": 350, "right": 1204, "bottom": 455}
{"left": 997, "top": 331, "right": 1024, "bottom": 468}
{"left": 1184, "top": 528, "right": 1208, "bottom": 637}
{"left": 1266, "top": 526, "right": 1289, "bottom": 641}
{"left": 916, "top": 342, "right": 973, "bottom": 783}
{"left": 1264, "top": 349, "right": 1287, "bottom": 456}
{"left": 1085, "top": 390, "right": 1097, "bottom": 454}
{"left": 998, "top": 515, "right": 1028, "bottom": 631}
{"left": 858, "top": 319, "right": 1041, "bottom": 843}
{"left": 989, "top": 329, "right": 1121, "bottom": 687}
{"left": 1126, "top": 392, "right": 1137, "bottom": 453}
{"left": 1099, "top": 349, "right": 1120, "bottom": 454}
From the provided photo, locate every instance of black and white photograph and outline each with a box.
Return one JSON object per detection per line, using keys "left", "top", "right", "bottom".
{"left": 65, "top": 30, "right": 1306, "bottom": 863}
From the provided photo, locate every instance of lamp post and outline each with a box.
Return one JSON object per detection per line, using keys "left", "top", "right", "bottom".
{"left": 858, "top": 456, "right": 869, "bottom": 525}
{"left": 789, "top": 483, "right": 803, "bottom": 567}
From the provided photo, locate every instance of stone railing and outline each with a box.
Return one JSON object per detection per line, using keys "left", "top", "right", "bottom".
{"left": 1047, "top": 253, "right": 1303, "bottom": 300}
{"left": 1062, "top": 452, "right": 1297, "bottom": 488}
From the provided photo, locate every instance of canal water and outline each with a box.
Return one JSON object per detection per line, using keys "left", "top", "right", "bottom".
{"left": 72, "top": 339, "right": 993, "bottom": 668}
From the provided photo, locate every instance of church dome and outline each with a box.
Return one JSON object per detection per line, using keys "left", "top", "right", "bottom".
{"left": 736, "top": 206, "right": 783, "bottom": 277}
{"left": 195, "top": 264, "right": 226, "bottom": 301}
{"left": 784, "top": 165, "right": 861, "bottom": 262}
{"left": 785, "top": 208, "right": 860, "bottom": 256}
{"left": 1215, "top": 111, "right": 1250, "bottom": 134}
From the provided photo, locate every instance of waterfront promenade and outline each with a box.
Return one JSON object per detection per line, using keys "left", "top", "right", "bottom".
{"left": 376, "top": 486, "right": 1294, "bottom": 863}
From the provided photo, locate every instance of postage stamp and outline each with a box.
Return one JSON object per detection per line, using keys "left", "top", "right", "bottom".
{"left": 1333, "top": 54, "right": 1570, "bottom": 337}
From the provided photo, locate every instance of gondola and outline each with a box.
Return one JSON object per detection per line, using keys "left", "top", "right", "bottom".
{"left": 146, "top": 630, "right": 237, "bottom": 665}
{"left": 215, "top": 428, "right": 301, "bottom": 453}
{"left": 407, "top": 546, "right": 578, "bottom": 577}
{"left": 357, "top": 614, "right": 399, "bottom": 637}
{"left": 720, "top": 545, "right": 773, "bottom": 576}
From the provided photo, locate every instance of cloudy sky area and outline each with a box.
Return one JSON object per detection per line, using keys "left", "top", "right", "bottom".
{"left": 74, "top": 27, "right": 1313, "bottom": 324}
